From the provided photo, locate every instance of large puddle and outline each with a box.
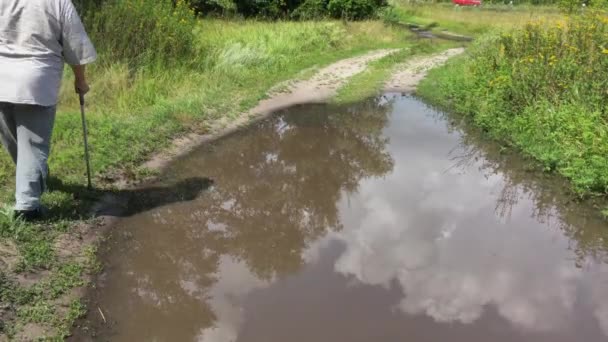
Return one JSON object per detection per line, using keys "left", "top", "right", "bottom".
{"left": 78, "top": 96, "right": 608, "bottom": 341}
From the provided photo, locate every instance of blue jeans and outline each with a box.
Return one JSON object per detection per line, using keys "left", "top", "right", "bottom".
{"left": 0, "top": 102, "right": 56, "bottom": 211}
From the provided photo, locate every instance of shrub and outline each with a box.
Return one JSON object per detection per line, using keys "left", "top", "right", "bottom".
{"left": 186, "top": 0, "right": 387, "bottom": 19}
{"left": 291, "top": 0, "right": 330, "bottom": 19}
{"left": 327, "top": 0, "right": 388, "bottom": 19}
{"left": 232, "top": 0, "right": 276, "bottom": 18}
{"left": 376, "top": 6, "right": 402, "bottom": 25}
{"left": 188, "top": 0, "right": 237, "bottom": 15}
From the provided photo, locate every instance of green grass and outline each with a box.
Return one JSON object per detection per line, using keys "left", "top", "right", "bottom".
{"left": 334, "top": 40, "right": 460, "bottom": 104}
{"left": 335, "top": 48, "right": 412, "bottom": 104}
{"left": 418, "top": 13, "right": 608, "bottom": 202}
{"left": 0, "top": 197, "right": 93, "bottom": 338}
{"left": 0, "top": 255, "right": 90, "bottom": 339}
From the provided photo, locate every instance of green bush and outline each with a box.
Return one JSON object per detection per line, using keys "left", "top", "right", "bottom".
{"left": 188, "top": 0, "right": 237, "bottom": 15}
{"left": 376, "top": 5, "right": 401, "bottom": 24}
{"left": 328, "top": 0, "right": 388, "bottom": 19}
{"left": 187, "top": 0, "right": 299, "bottom": 18}
{"left": 231, "top": 0, "right": 278, "bottom": 17}
{"left": 186, "top": 0, "right": 387, "bottom": 19}
{"left": 88, "top": 0, "right": 197, "bottom": 68}
{"left": 291, "top": 0, "right": 330, "bottom": 19}
{"left": 419, "top": 13, "right": 608, "bottom": 196}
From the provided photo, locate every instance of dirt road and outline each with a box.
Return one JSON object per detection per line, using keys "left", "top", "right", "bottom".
{"left": 146, "top": 48, "right": 464, "bottom": 171}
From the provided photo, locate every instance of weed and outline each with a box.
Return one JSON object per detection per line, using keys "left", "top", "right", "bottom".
{"left": 0, "top": 207, "right": 55, "bottom": 272}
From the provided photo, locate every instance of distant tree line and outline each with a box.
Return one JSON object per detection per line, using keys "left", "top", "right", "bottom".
{"left": 188, "top": 0, "right": 389, "bottom": 19}
{"left": 74, "top": 0, "right": 389, "bottom": 19}
{"left": 73, "top": 0, "right": 608, "bottom": 21}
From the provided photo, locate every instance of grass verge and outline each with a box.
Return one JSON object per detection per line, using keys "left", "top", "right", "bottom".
{"left": 334, "top": 40, "right": 461, "bottom": 104}
{"left": 417, "top": 13, "right": 608, "bottom": 206}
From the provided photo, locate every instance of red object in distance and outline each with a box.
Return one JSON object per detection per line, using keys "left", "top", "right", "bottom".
{"left": 452, "top": 0, "right": 482, "bottom": 6}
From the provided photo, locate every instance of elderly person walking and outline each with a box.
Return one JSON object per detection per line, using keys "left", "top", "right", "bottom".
{"left": 0, "top": 0, "right": 97, "bottom": 220}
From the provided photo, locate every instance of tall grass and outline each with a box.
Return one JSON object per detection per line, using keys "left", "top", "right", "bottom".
{"left": 87, "top": 0, "right": 198, "bottom": 68}
{"left": 418, "top": 13, "right": 608, "bottom": 196}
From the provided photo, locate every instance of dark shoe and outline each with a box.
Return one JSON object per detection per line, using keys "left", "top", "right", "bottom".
{"left": 13, "top": 208, "right": 44, "bottom": 222}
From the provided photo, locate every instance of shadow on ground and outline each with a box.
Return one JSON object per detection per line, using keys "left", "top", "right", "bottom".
{"left": 45, "top": 177, "right": 214, "bottom": 221}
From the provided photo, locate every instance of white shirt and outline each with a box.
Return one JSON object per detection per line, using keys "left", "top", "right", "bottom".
{"left": 0, "top": 0, "right": 97, "bottom": 106}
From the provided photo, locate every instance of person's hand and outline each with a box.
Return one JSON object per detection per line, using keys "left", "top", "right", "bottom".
{"left": 75, "top": 78, "right": 90, "bottom": 95}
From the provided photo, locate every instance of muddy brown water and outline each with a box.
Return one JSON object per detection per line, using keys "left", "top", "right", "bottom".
{"left": 76, "top": 96, "right": 608, "bottom": 342}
